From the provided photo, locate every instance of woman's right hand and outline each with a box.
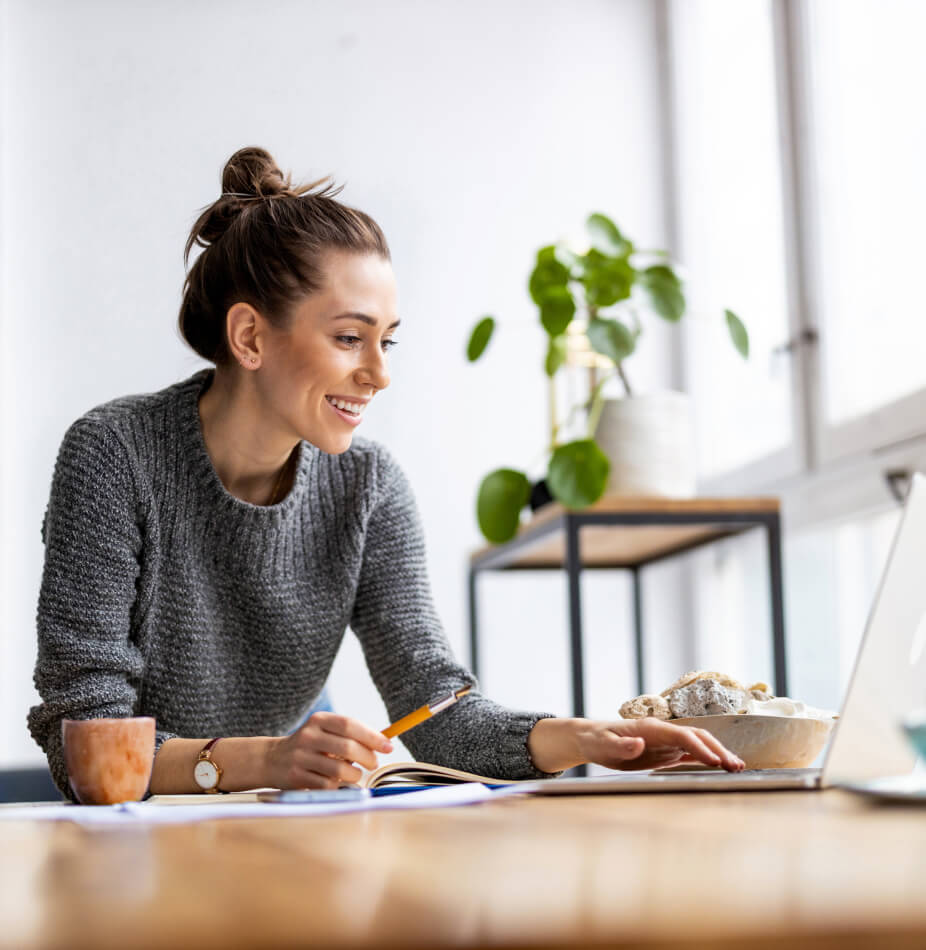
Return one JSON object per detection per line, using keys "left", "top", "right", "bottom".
{"left": 264, "top": 712, "right": 394, "bottom": 789}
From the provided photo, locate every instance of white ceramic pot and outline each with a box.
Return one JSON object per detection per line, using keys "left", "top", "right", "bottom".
{"left": 594, "top": 391, "right": 696, "bottom": 498}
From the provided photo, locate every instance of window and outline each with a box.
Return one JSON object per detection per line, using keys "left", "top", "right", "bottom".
{"left": 664, "top": 0, "right": 925, "bottom": 714}
{"left": 668, "top": 0, "right": 797, "bottom": 480}
{"left": 669, "top": 0, "right": 926, "bottom": 483}
{"left": 801, "top": 0, "right": 926, "bottom": 462}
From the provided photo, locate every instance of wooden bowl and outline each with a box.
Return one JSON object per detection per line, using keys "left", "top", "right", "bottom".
{"left": 671, "top": 714, "right": 836, "bottom": 769}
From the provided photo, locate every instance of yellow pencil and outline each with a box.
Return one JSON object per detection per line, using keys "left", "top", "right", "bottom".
{"left": 381, "top": 686, "right": 472, "bottom": 740}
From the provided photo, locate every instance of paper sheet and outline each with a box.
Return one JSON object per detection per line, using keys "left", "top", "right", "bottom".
{"left": 0, "top": 783, "right": 499, "bottom": 827}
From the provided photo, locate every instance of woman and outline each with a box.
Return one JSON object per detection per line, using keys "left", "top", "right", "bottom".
{"left": 28, "top": 147, "right": 743, "bottom": 798}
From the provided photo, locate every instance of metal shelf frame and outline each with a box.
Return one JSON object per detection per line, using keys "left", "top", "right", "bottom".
{"left": 468, "top": 506, "right": 787, "bottom": 731}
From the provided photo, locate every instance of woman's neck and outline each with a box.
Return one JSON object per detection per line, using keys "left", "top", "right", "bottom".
{"left": 197, "top": 369, "right": 298, "bottom": 505}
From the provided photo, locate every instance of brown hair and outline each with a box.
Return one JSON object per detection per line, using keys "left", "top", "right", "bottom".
{"left": 178, "top": 146, "right": 391, "bottom": 364}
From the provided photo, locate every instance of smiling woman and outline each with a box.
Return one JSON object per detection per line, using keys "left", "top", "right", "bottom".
{"left": 197, "top": 251, "right": 400, "bottom": 490}
{"left": 26, "top": 147, "right": 744, "bottom": 801}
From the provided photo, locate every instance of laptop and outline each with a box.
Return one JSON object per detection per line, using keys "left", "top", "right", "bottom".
{"left": 516, "top": 473, "right": 926, "bottom": 796}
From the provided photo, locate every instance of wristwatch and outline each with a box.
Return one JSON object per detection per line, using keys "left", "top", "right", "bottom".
{"left": 193, "top": 738, "right": 224, "bottom": 793}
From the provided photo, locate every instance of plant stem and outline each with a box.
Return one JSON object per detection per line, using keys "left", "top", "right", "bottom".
{"left": 549, "top": 375, "right": 560, "bottom": 448}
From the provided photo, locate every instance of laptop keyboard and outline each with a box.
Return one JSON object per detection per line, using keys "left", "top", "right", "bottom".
{"left": 652, "top": 768, "right": 821, "bottom": 781}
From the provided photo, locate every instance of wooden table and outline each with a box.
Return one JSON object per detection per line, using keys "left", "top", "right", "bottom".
{"left": 2, "top": 789, "right": 925, "bottom": 950}
{"left": 469, "top": 496, "right": 786, "bottom": 729}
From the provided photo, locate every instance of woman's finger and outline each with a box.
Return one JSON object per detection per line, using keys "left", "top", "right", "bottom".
{"left": 296, "top": 750, "right": 364, "bottom": 788}
{"left": 691, "top": 727, "right": 745, "bottom": 770}
{"left": 595, "top": 733, "right": 646, "bottom": 768}
{"left": 312, "top": 712, "right": 393, "bottom": 755}
{"left": 310, "top": 731, "right": 380, "bottom": 771}
{"left": 671, "top": 725, "right": 743, "bottom": 771}
{"left": 651, "top": 721, "right": 723, "bottom": 768}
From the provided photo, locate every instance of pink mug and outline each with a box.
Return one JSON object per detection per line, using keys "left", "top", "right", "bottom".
{"left": 61, "top": 717, "right": 156, "bottom": 805}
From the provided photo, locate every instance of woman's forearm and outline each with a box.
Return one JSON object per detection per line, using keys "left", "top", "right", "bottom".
{"left": 527, "top": 717, "right": 586, "bottom": 773}
{"left": 149, "top": 736, "right": 276, "bottom": 794}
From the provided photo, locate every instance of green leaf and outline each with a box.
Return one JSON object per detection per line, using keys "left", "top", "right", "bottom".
{"left": 725, "top": 309, "right": 749, "bottom": 358}
{"left": 553, "top": 244, "right": 580, "bottom": 272}
{"left": 529, "top": 245, "right": 571, "bottom": 306}
{"left": 642, "top": 264, "right": 680, "bottom": 286}
{"left": 539, "top": 286, "right": 576, "bottom": 336}
{"left": 641, "top": 265, "right": 685, "bottom": 322}
{"left": 586, "top": 213, "right": 631, "bottom": 256}
{"left": 545, "top": 335, "right": 567, "bottom": 377}
{"left": 580, "top": 249, "right": 635, "bottom": 308}
{"left": 477, "top": 469, "right": 531, "bottom": 544}
{"left": 587, "top": 316, "right": 635, "bottom": 364}
{"left": 466, "top": 316, "right": 495, "bottom": 362}
{"left": 546, "top": 440, "right": 610, "bottom": 508}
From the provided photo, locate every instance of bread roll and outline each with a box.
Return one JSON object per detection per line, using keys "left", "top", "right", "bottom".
{"left": 619, "top": 694, "right": 672, "bottom": 720}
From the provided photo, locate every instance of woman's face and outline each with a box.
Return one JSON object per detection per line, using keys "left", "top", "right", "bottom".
{"left": 257, "top": 250, "right": 399, "bottom": 454}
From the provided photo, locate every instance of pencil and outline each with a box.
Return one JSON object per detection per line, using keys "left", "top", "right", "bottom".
{"left": 381, "top": 685, "right": 472, "bottom": 740}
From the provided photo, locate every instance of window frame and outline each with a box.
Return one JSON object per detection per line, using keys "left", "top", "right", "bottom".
{"left": 660, "top": 0, "right": 926, "bottom": 525}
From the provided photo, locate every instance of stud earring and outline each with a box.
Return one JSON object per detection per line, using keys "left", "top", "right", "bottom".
{"left": 250, "top": 357, "right": 257, "bottom": 364}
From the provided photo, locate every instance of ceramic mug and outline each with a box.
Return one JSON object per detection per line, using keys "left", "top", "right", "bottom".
{"left": 61, "top": 716, "right": 156, "bottom": 805}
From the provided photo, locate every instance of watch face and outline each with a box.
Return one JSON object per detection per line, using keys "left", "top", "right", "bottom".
{"left": 194, "top": 759, "right": 219, "bottom": 789}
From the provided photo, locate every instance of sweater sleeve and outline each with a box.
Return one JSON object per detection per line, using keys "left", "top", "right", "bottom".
{"left": 27, "top": 419, "right": 174, "bottom": 800}
{"left": 349, "top": 447, "right": 560, "bottom": 780}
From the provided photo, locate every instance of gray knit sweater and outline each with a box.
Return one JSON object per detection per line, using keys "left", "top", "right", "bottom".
{"left": 28, "top": 371, "right": 555, "bottom": 797}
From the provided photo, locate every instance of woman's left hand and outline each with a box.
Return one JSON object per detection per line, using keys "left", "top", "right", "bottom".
{"left": 527, "top": 716, "right": 746, "bottom": 774}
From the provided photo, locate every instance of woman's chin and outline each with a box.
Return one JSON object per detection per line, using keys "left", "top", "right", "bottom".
{"left": 313, "top": 432, "right": 355, "bottom": 455}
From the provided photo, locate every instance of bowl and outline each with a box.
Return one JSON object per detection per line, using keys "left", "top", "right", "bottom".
{"left": 670, "top": 714, "right": 837, "bottom": 769}
{"left": 901, "top": 710, "right": 926, "bottom": 760}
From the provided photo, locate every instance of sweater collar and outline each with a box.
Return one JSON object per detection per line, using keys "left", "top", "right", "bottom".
{"left": 176, "top": 369, "right": 316, "bottom": 523}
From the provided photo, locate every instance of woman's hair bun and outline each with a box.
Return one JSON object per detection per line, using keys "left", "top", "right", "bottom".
{"left": 221, "top": 146, "right": 292, "bottom": 200}
{"left": 179, "top": 146, "right": 390, "bottom": 365}
{"left": 184, "top": 147, "right": 295, "bottom": 262}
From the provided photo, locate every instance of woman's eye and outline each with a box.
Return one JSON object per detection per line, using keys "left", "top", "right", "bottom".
{"left": 336, "top": 335, "right": 398, "bottom": 352}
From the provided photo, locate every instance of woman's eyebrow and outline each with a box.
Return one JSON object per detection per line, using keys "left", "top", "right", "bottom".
{"left": 331, "top": 311, "right": 401, "bottom": 330}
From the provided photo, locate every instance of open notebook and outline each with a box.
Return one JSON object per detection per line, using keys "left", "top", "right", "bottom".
{"left": 147, "top": 762, "right": 518, "bottom": 804}
{"left": 360, "top": 760, "right": 518, "bottom": 788}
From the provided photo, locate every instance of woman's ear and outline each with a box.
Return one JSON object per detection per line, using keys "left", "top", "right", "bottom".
{"left": 226, "top": 302, "right": 262, "bottom": 369}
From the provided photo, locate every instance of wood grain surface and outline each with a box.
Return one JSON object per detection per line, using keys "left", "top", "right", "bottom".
{"left": 470, "top": 495, "right": 781, "bottom": 568}
{"left": 1, "top": 788, "right": 924, "bottom": 950}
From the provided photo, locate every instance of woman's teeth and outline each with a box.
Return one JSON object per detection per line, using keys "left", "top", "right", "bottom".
{"left": 326, "top": 396, "right": 364, "bottom": 415}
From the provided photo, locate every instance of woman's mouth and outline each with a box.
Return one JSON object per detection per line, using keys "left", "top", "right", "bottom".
{"left": 325, "top": 395, "right": 366, "bottom": 427}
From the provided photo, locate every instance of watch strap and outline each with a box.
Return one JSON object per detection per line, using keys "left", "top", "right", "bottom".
{"left": 198, "top": 737, "right": 222, "bottom": 759}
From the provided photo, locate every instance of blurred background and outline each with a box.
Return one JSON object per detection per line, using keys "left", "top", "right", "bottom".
{"left": 1, "top": 0, "right": 924, "bottom": 770}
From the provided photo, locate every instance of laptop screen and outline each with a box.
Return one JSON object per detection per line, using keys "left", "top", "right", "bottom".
{"left": 821, "top": 472, "right": 926, "bottom": 784}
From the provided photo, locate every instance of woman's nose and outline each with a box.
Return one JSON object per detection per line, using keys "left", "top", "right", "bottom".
{"left": 358, "top": 348, "right": 390, "bottom": 392}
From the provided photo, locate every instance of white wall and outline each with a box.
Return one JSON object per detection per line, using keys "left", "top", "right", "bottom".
{"left": 0, "top": 0, "right": 669, "bottom": 765}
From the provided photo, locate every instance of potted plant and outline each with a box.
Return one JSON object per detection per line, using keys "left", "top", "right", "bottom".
{"left": 467, "top": 212, "right": 748, "bottom": 545}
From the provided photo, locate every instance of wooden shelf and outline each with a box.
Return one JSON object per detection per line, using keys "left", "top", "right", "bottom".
{"left": 471, "top": 494, "right": 781, "bottom": 569}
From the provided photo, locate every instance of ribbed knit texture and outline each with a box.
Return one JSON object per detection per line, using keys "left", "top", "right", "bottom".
{"left": 28, "top": 371, "right": 557, "bottom": 798}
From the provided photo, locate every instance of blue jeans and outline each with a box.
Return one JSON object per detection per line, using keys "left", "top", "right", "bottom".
{"left": 291, "top": 686, "right": 334, "bottom": 732}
